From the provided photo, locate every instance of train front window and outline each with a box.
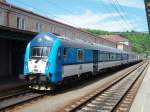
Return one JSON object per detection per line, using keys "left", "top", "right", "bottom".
{"left": 30, "top": 47, "right": 50, "bottom": 59}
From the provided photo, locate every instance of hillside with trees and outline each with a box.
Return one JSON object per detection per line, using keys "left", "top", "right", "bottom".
{"left": 83, "top": 29, "right": 150, "bottom": 56}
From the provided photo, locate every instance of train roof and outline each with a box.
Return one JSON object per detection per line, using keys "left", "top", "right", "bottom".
{"left": 31, "top": 32, "right": 127, "bottom": 54}
{"left": 59, "top": 36, "right": 127, "bottom": 54}
{"left": 30, "top": 32, "right": 57, "bottom": 46}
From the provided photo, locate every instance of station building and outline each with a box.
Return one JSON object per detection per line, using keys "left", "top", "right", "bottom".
{"left": 100, "top": 35, "right": 132, "bottom": 52}
{"left": 0, "top": 0, "right": 96, "bottom": 42}
{"left": 95, "top": 37, "right": 117, "bottom": 48}
{"left": 0, "top": 0, "right": 118, "bottom": 78}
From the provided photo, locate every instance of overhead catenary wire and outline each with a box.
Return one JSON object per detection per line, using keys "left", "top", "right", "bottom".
{"left": 47, "top": 0, "right": 135, "bottom": 32}
{"left": 108, "top": 0, "right": 134, "bottom": 31}
{"left": 100, "top": 0, "right": 127, "bottom": 31}
{"left": 46, "top": 0, "right": 128, "bottom": 31}
{"left": 7, "top": 0, "right": 140, "bottom": 32}
{"left": 113, "top": 0, "right": 137, "bottom": 30}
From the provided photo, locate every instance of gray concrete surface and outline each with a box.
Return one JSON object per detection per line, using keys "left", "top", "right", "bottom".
{"left": 5, "top": 63, "right": 141, "bottom": 112}
{"left": 130, "top": 63, "right": 150, "bottom": 112}
{"left": 0, "top": 76, "right": 25, "bottom": 92}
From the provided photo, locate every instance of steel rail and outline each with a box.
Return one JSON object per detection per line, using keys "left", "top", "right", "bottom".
{"left": 114, "top": 61, "right": 149, "bottom": 112}
{"left": 0, "top": 90, "right": 48, "bottom": 111}
{"left": 62, "top": 61, "right": 147, "bottom": 112}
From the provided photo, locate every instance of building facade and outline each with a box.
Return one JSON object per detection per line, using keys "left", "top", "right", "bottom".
{"left": 101, "top": 35, "right": 132, "bottom": 52}
{"left": 0, "top": 1, "right": 96, "bottom": 42}
{"left": 96, "top": 37, "right": 117, "bottom": 48}
{"left": 0, "top": 1, "right": 119, "bottom": 77}
{"left": 0, "top": 1, "right": 118, "bottom": 48}
{"left": 0, "top": 1, "right": 135, "bottom": 77}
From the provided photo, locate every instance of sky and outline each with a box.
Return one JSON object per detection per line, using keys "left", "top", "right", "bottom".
{"left": 7, "top": 0, "right": 148, "bottom": 32}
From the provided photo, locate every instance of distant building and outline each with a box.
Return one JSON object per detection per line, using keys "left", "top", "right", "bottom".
{"left": 101, "top": 35, "right": 132, "bottom": 52}
{"left": 96, "top": 36, "right": 117, "bottom": 48}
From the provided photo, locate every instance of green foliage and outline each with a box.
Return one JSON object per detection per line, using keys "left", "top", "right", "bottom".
{"left": 82, "top": 28, "right": 113, "bottom": 36}
{"left": 83, "top": 29, "right": 150, "bottom": 56}
{"left": 121, "top": 32, "right": 150, "bottom": 56}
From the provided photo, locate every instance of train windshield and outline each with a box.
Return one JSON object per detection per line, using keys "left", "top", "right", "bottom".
{"left": 30, "top": 47, "right": 50, "bottom": 59}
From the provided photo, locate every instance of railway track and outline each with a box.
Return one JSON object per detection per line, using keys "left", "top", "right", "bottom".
{"left": 0, "top": 89, "right": 47, "bottom": 111}
{"left": 63, "top": 61, "right": 149, "bottom": 112}
{"left": 0, "top": 87, "right": 30, "bottom": 101}
{"left": 0, "top": 61, "right": 147, "bottom": 111}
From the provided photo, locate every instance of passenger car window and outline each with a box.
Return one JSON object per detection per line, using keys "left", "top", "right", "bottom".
{"left": 63, "top": 48, "right": 67, "bottom": 61}
{"left": 110, "top": 53, "right": 116, "bottom": 61}
{"left": 77, "top": 49, "right": 83, "bottom": 62}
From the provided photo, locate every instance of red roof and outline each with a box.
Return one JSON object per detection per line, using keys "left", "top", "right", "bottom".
{"left": 101, "top": 35, "right": 128, "bottom": 43}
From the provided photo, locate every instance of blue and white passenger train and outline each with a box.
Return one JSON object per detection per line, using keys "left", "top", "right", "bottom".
{"left": 24, "top": 32, "right": 139, "bottom": 90}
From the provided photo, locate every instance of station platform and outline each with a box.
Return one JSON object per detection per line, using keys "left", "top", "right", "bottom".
{"left": 130, "top": 62, "right": 150, "bottom": 112}
{"left": 0, "top": 76, "right": 26, "bottom": 93}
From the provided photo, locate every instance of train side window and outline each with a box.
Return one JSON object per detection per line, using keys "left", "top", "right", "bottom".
{"left": 77, "top": 49, "right": 83, "bottom": 62}
{"left": 106, "top": 52, "right": 109, "bottom": 61}
{"left": 110, "top": 53, "right": 116, "bottom": 61}
{"left": 63, "top": 48, "right": 67, "bottom": 60}
{"left": 119, "top": 54, "right": 121, "bottom": 60}
{"left": 122, "top": 54, "right": 127, "bottom": 60}
{"left": 110, "top": 53, "right": 113, "bottom": 61}
{"left": 122, "top": 54, "right": 125, "bottom": 60}
{"left": 98, "top": 51, "right": 101, "bottom": 61}
{"left": 117, "top": 54, "right": 121, "bottom": 61}
{"left": 57, "top": 48, "right": 61, "bottom": 60}
{"left": 100, "top": 51, "right": 107, "bottom": 62}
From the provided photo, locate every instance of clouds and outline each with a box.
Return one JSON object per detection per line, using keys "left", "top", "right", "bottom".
{"left": 100, "top": 0, "right": 145, "bottom": 9}
{"left": 7, "top": 0, "right": 147, "bottom": 32}
{"left": 54, "top": 10, "right": 120, "bottom": 26}
{"left": 54, "top": 10, "right": 138, "bottom": 32}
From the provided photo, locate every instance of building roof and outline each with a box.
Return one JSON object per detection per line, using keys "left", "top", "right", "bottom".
{"left": 0, "top": 25, "right": 37, "bottom": 40}
{"left": 100, "top": 35, "right": 128, "bottom": 43}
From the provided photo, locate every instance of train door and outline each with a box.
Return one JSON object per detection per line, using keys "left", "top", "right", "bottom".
{"left": 55, "top": 48, "right": 62, "bottom": 81}
{"left": 93, "top": 50, "right": 98, "bottom": 73}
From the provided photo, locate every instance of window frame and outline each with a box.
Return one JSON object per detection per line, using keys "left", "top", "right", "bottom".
{"left": 36, "top": 22, "right": 42, "bottom": 32}
{"left": 0, "top": 10, "right": 3, "bottom": 25}
{"left": 77, "top": 49, "right": 84, "bottom": 62}
{"left": 57, "top": 48, "right": 61, "bottom": 60}
{"left": 30, "top": 46, "right": 50, "bottom": 59}
{"left": 22, "top": 18, "right": 25, "bottom": 30}
{"left": 16, "top": 16, "right": 25, "bottom": 30}
{"left": 63, "top": 48, "right": 67, "bottom": 61}
{"left": 110, "top": 52, "right": 116, "bottom": 61}
{"left": 17, "top": 16, "right": 21, "bottom": 29}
